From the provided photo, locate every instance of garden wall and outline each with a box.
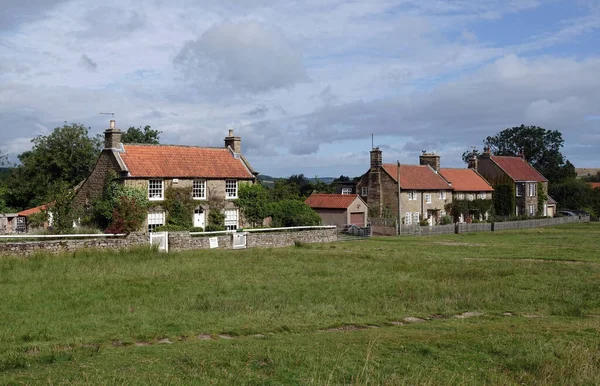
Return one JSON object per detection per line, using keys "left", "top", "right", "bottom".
{"left": 0, "top": 227, "right": 338, "bottom": 257}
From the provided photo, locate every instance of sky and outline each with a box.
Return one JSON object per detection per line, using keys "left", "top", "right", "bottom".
{"left": 1, "top": 0, "right": 599, "bottom": 178}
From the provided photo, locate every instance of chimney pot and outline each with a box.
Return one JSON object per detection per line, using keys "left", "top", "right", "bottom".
{"left": 228, "top": 129, "right": 234, "bottom": 137}
{"left": 110, "top": 119, "right": 115, "bottom": 129}
{"left": 224, "top": 129, "right": 241, "bottom": 153}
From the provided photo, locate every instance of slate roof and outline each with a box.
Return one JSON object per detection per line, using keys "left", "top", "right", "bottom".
{"left": 382, "top": 164, "right": 452, "bottom": 190}
{"left": 119, "top": 145, "right": 255, "bottom": 179}
{"left": 489, "top": 156, "right": 548, "bottom": 182}
{"left": 305, "top": 194, "right": 362, "bottom": 209}
{"left": 439, "top": 168, "right": 494, "bottom": 192}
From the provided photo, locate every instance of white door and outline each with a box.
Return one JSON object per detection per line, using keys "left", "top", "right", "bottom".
{"left": 193, "top": 208, "right": 205, "bottom": 228}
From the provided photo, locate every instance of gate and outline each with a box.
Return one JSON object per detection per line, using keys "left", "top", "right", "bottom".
{"left": 232, "top": 232, "right": 247, "bottom": 249}
{"left": 150, "top": 231, "right": 168, "bottom": 252}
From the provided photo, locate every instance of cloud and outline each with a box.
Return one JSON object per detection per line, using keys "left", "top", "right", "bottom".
{"left": 79, "top": 54, "right": 98, "bottom": 71}
{"left": 77, "top": 6, "right": 145, "bottom": 40}
{"left": 174, "top": 20, "right": 308, "bottom": 93}
{"left": 0, "top": 0, "right": 68, "bottom": 30}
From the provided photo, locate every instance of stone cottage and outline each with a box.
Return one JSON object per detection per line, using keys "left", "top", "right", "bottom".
{"left": 438, "top": 168, "right": 494, "bottom": 222}
{"left": 74, "top": 121, "right": 257, "bottom": 232}
{"left": 475, "top": 148, "right": 550, "bottom": 217}
{"left": 356, "top": 148, "right": 453, "bottom": 226}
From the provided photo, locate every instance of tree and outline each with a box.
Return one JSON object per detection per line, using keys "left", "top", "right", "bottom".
{"left": 270, "top": 200, "right": 322, "bottom": 227}
{"left": 548, "top": 179, "right": 592, "bottom": 212}
{"left": 237, "top": 183, "right": 270, "bottom": 227}
{"left": 121, "top": 125, "right": 161, "bottom": 144}
{"left": 481, "top": 125, "right": 576, "bottom": 182}
{"left": 5, "top": 123, "right": 102, "bottom": 210}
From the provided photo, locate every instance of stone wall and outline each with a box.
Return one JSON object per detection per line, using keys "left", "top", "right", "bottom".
{"left": 0, "top": 233, "right": 148, "bottom": 257}
{"left": 0, "top": 228, "right": 338, "bottom": 257}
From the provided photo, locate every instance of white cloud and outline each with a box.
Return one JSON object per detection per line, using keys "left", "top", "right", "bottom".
{"left": 174, "top": 20, "right": 308, "bottom": 93}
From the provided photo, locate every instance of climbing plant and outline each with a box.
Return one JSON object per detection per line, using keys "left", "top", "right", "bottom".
{"left": 164, "top": 186, "right": 195, "bottom": 230}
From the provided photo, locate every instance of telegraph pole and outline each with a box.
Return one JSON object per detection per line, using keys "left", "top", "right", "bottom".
{"left": 397, "top": 160, "right": 401, "bottom": 235}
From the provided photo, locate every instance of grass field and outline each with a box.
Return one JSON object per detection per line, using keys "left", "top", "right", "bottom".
{"left": 1, "top": 223, "right": 599, "bottom": 384}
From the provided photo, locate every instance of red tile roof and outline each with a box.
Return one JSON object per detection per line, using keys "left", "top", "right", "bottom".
{"left": 588, "top": 182, "right": 600, "bottom": 189}
{"left": 489, "top": 156, "right": 547, "bottom": 182}
{"left": 439, "top": 168, "right": 493, "bottom": 192}
{"left": 305, "top": 194, "right": 361, "bottom": 209}
{"left": 120, "top": 145, "right": 254, "bottom": 179}
{"left": 18, "top": 204, "right": 49, "bottom": 217}
{"left": 382, "top": 164, "right": 452, "bottom": 190}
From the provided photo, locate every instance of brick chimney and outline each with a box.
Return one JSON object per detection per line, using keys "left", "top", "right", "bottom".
{"left": 224, "top": 129, "right": 241, "bottom": 154}
{"left": 467, "top": 155, "right": 478, "bottom": 169}
{"left": 419, "top": 151, "right": 440, "bottom": 172}
{"left": 370, "top": 147, "right": 382, "bottom": 171}
{"left": 104, "top": 120, "right": 121, "bottom": 150}
{"left": 481, "top": 146, "right": 492, "bottom": 159}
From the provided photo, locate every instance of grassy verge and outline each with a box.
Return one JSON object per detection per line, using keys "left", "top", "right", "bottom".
{"left": 1, "top": 223, "right": 599, "bottom": 384}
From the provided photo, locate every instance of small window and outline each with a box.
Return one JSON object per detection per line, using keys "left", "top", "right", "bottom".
{"left": 225, "top": 180, "right": 238, "bottom": 199}
{"left": 478, "top": 192, "right": 486, "bottom": 200}
{"left": 408, "top": 191, "right": 417, "bottom": 200}
{"left": 224, "top": 209, "right": 238, "bottom": 230}
{"left": 361, "top": 187, "right": 368, "bottom": 196}
{"left": 425, "top": 194, "right": 432, "bottom": 204}
{"left": 405, "top": 212, "right": 412, "bottom": 225}
{"left": 528, "top": 204, "right": 535, "bottom": 216}
{"left": 412, "top": 212, "right": 420, "bottom": 224}
{"left": 147, "top": 211, "right": 165, "bottom": 232}
{"left": 457, "top": 193, "right": 465, "bottom": 200}
{"left": 148, "top": 179, "right": 164, "bottom": 200}
{"left": 439, "top": 191, "right": 446, "bottom": 200}
{"left": 516, "top": 183, "right": 524, "bottom": 197}
{"left": 193, "top": 179, "right": 206, "bottom": 199}
{"left": 341, "top": 188, "right": 352, "bottom": 195}
{"left": 467, "top": 194, "right": 474, "bottom": 201}
{"left": 528, "top": 183, "right": 536, "bottom": 197}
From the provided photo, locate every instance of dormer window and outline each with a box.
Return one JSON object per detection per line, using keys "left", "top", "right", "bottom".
{"left": 225, "top": 180, "right": 238, "bottom": 199}
{"left": 148, "top": 179, "right": 164, "bottom": 200}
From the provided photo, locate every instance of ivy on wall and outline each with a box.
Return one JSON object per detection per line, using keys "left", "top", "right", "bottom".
{"left": 493, "top": 184, "right": 515, "bottom": 216}
{"left": 164, "top": 186, "right": 196, "bottom": 230}
{"left": 445, "top": 199, "right": 493, "bottom": 223}
{"left": 537, "top": 183, "right": 548, "bottom": 214}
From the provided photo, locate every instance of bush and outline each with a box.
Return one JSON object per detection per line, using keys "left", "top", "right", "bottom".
{"left": 270, "top": 200, "right": 321, "bottom": 227}
{"left": 27, "top": 211, "right": 48, "bottom": 229}
{"left": 419, "top": 219, "right": 429, "bottom": 226}
{"left": 105, "top": 196, "right": 147, "bottom": 234}
{"left": 205, "top": 224, "right": 226, "bottom": 232}
{"left": 153, "top": 224, "right": 188, "bottom": 232}
{"left": 440, "top": 215, "right": 452, "bottom": 225}
{"left": 190, "top": 227, "right": 204, "bottom": 232}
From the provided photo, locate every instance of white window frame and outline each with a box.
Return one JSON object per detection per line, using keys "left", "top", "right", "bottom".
{"left": 528, "top": 183, "right": 536, "bottom": 197}
{"left": 148, "top": 179, "right": 164, "bottom": 201}
{"left": 341, "top": 188, "right": 352, "bottom": 195}
{"left": 408, "top": 191, "right": 417, "bottom": 201}
{"left": 412, "top": 212, "right": 420, "bottom": 224}
{"left": 478, "top": 192, "right": 487, "bottom": 200}
{"left": 425, "top": 194, "right": 432, "bottom": 204}
{"left": 516, "top": 183, "right": 524, "bottom": 197}
{"left": 361, "top": 187, "right": 368, "bottom": 196}
{"left": 192, "top": 179, "right": 206, "bottom": 200}
{"left": 457, "top": 193, "right": 465, "bottom": 200}
{"left": 225, "top": 180, "right": 238, "bottom": 199}
{"left": 405, "top": 212, "right": 412, "bottom": 225}
{"left": 467, "top": 194, "right": 474, "bottom": 201}
{"left": 439, "top": 191, "right": 446, "bottom": 200}
{"left": 224, "top": 209, "right": 238, "bottom": 230}
{"left": 147, "top": 211, "right": 165, "bottom": 232}
{"left": 528, "top": 204, "right": 535, "bottom": 216}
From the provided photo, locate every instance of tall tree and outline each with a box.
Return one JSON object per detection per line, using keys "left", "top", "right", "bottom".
{"left": 121, "top": 125, "right": 161, "bottom": 144}
{"left": 467, "top": 125, "right": 576, "bottom": 182}
{"left": 5, "top": 123, "right": 102, "bottom": 210}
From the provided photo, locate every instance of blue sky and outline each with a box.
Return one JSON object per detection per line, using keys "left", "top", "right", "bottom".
{"left": 1, "top": 0, "right": 599, "bottom": 177}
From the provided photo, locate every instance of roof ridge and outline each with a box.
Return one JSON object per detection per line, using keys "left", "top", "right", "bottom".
{"left": 124, "top": 144, "right": 228, "bottom": 149}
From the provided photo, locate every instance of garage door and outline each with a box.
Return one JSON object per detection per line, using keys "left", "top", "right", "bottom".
{"left": 350, "top": 212, "right": 365, "bottom": 226}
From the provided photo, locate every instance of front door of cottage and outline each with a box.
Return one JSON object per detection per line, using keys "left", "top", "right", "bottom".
{"left": 194, "top": 208, "right": 206, "bottom": 229}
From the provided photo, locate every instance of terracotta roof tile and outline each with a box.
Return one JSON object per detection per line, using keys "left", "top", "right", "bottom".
{"left": 305, "top": 194, "right": 361, "bottom": 209}
{"left": 120, "top": 145, "right": 254, "bottom": 179}
{"left": 588, "top": 182, "right": 600, "bottom": 189}
{"left": 439, "top": 168, "right": 493, "bottom": 192}
{"left": 382, "top": 164, "right": 452, "bottom": 190}
{"left": 489, "top": 156, "right": 547, "bottom": 182}
{"left": 18, "top": 204, "right": 49, "bottom": 217}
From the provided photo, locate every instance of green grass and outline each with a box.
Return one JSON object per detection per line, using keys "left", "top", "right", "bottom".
{"left": 1, "top": 223, "right": 600, "bottom": 384}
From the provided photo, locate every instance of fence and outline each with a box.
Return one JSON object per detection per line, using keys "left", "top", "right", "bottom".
{"left": 380, "top": 215, "right": 590, "bottom": 237}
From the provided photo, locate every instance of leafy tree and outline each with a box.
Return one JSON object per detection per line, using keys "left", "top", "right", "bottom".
{"left": 548, "top": 179, "right": 592, "bottom": 211}
{"left": 48, "top": 182, "right": 77, "bottom": 234}
{"left": 461, "top": 149, "right": 481, "bottom": 164}
{"left": 105, "top": 196, "right": 149, "bottom": 234}
{"left": 164, "top": 186, "right": 195, "bottom": 229}
{"left": 121, "top": 125, "right": 161, "bottom": 144}
{"left": 237, "top": 183, "right": 270, "bottom": 227}
{"left": 481, "top": 125, "right": 576, "bottom": 182}
{"left": 5, "top": 123, "right": 102, "bottom": 210}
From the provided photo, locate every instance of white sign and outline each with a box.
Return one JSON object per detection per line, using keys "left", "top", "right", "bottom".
{"left": 209, "top": 237, "right": 219, "bottom": 249}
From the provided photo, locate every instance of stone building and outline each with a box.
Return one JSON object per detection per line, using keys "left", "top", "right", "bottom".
{"left": 438, "top": 168, "right": 494, "bottom": 222}
{"left": 304, "top": 193, "right": 368, "bottom": 229}
{"left": 476, "top": 148, "right": 550, "bottom": 217}
{"left": 356, "top": 148, "right": 453, "bottom": 226}
{"left": 74, "top": 120, "right": 257, "bottom": 232}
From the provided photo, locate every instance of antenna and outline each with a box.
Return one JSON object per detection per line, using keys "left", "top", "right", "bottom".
{"left": 371, "top": 133, "right": 374, "bottom": 149}
{"left": 99, "top": 112, "right": 114, "bottom": 117}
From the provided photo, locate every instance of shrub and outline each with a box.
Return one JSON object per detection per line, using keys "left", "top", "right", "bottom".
{"left": 419, "top": 219, "right": 429, "bottom": 226}
{"left": 164, "top": 186, "right": 195, "bottom": 229}
{"left": 440, "top": 215, "right": 452, "bottom": 225}
{"left": 237, "top": 184, "right": 270, "bottom": 227}
{"left": 190, "top": 227, "right": 204, "bottom": 232}
{"left": 105, "top": 196, "right": 147, "bottom": 234}
{"left": 27, "top": 211, "right": 48, "bottom": 229}
{"left": 270, "top": 200, "right": 321, "bottom": 227}
{"left": 153, "top": 224, "right": 188, "bottom": 232}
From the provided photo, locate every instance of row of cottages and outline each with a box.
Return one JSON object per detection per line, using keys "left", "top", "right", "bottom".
{"left": 73, "top": 121, "right": 257, "bottom": 232}
{"left": 355, "top": 148, "right": 493, "bottom": 225}
{"left": 473, "top": 148, "right": 555, "bottom": 217}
